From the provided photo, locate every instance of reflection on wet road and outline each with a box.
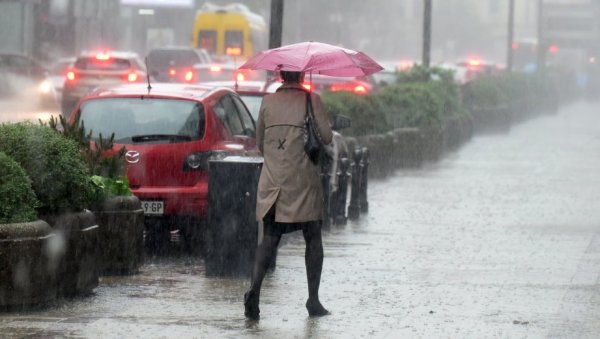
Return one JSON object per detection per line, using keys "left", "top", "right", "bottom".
{"left": 1, "top": 101, "right": 600, "bottom": 338}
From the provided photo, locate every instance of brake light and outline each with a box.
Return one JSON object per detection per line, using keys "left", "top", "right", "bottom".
{"left": 512, "top": 42, "right": 519, "bottom": 50}
{"left": 210, "top": 65, "right": 222, "bottom": 72}
{"left": 354, "top": 85, "right": 367, "bottom": 94}
{"left": 236, "top": 72, "right": 245, "bottom": 82}
{"left": 184, "top": 70, "right": 194, "bottom": 82}
{"left": 169, "top": 68, "right": 176, "bottom": 76}
{"left": 549, "top": 44, "right": 559, "bottom": 54}
{"left": 302, "top": 83, "right": 312, "bottom": 91}
{"left": 96, "top": 53, "right": 110, "bottom": 60}
{"left": 127, "top": 73, "right": 138, "bottom": 82}
{"left": 66, "top": 71, "right": 76, "bottom": 81}
{"left": 468, "top": 59, "right": 481, "bottom": 67}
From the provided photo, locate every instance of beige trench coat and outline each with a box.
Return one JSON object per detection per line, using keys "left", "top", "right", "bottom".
{"left": 256, "top": 83, "right": 333, "bottom": 223}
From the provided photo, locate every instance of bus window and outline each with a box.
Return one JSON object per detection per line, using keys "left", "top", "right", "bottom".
{"left": 225, "top": 31, "right": 244, "bottom": 56}
{"left": 198, "top": 31, "right": 217, "bottom": 54}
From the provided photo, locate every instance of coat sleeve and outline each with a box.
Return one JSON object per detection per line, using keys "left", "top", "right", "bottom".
{"left": 256, "top": 99, "right": 266, "bottom": 154}
{"left": 311, "top": 93, "right": 333, "bottom": 145}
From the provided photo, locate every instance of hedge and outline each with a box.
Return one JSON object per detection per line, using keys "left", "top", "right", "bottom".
{"left": 0, "top": 122, "right": 95, "bottom": 215}
{"left": 0, "top": 151, "right": 39, "bottom": 224}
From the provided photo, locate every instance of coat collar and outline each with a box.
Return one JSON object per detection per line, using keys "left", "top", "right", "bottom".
{"left": 276, "top": 83, "right": 307, "bottom": 92}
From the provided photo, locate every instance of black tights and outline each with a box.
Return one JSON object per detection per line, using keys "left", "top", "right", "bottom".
{"left": 248, "top": 220, "right": 324, "bottom": 303}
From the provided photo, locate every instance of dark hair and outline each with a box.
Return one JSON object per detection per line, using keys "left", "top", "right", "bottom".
{"left": 280, "top": 71, "right": 303, "bottom": 84}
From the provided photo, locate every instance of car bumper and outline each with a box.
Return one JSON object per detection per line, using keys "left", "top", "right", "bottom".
{"left": 132, "top": 181, "right": 209, "bottom": 218}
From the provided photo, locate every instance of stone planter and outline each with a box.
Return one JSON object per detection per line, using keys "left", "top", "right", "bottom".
{"left": 93, "top": 196, "right": 144, "bottom": 275}
{"left": 0, "top": 220, "right": 58, "bottom": 310}
{"left": 44, "top": 210, "right": 100, "bottom": 297}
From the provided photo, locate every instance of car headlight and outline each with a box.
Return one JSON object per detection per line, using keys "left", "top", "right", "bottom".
{"left": 39, "top": 80, "right": 52, "bottom": 94}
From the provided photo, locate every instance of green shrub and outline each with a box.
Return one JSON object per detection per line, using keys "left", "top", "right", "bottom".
{"left": 0, "top": 122, "right": 95, "bottom": 215}
{"left": 0, "top": 151, "right": 39, "bottom": 223}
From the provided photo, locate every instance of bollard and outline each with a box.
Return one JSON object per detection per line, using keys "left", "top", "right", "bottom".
{"left": 334, "top": 157, "right": 350, "bottom": 225}
{"left": 359, "top": 147, "right": 369, "bottom": 213}
{"left": 347, "top": 148, "right": 363, "bottom": 220}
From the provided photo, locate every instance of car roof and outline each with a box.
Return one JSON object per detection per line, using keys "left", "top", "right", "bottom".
{"left": 86, "top": 83, "right": 231, "bottom": 101}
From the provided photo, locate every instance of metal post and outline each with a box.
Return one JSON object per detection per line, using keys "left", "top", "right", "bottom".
{"left": 334, "top": 157, "right": 350, "bottom": 225}
{"left": 359, "top": 147, "right": 369, "bottom": 213}
{"left": 347, "top": 148, "right": 362, "bottom": 220}
{"left": 269, "top": 0, "right": 284, "bottom": 49}
{"left": 507, "top": 0, "right": 515, "bottom": 72}
{"left": 422, "top": 0, "right": 432, "bottom": 68}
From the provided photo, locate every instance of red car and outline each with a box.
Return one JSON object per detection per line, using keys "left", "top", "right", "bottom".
{"left": 68, "top": 83, "right": 258, "bottom": 248}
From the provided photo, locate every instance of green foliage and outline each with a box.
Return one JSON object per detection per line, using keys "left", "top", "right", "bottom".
{"left": 42, "top": 115, "right": 127, "bottom": 178}
{"left": 91, "top": 175, "right": 132, "bottom": 198}
{"left": 0, "top": 151, "right": 39, "bottom": 224}
{"left": 41, "top": 115, "right": 131, "bottom": 208}
{"left": 0, "top": 122, "right": 94, "bottom": 214}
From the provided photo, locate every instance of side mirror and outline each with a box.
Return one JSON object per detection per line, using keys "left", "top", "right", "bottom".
{"left": 332, "top": 114, "right": 351, "bottom": 131}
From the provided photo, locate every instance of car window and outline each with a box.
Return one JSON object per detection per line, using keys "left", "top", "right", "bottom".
{"left": 198, "top": 31, "right": 217, "bottom": 54}
{"left": 79, "top": 98, "right": 205, "bottom": 143}
{"left": 74, "top": 57, "right": 132, "bottom": 71}
{"left": 147, "top": 50, "right": 201, "bottom": 68}
{"left": 214, "top": 95, "right": 245, "bottom": 136}
{"left": 232, "top": 95, "right": 256, "bottom": 136}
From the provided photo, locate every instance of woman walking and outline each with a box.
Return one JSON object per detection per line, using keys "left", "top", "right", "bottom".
{"left": 244, "top": 70, "right": 333, "bottom": 320}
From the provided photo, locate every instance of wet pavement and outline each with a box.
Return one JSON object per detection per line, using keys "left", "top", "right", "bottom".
{"left": 1, "top": 101, "right": 600, "bottom": 338}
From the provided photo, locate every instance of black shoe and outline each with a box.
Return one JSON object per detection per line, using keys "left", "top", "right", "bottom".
{"left": 244, "top": 291, "right": 260, "bottom": 320}
{"left": 306, "top": 299, "right": 330, "bottom": 317}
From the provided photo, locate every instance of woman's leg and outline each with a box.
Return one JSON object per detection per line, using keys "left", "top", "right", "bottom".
{"left": 245, "top": 210, "right": 281, "bottom": 319}
{"left": 303, "top": 221, "right": 329, "bottom": 316}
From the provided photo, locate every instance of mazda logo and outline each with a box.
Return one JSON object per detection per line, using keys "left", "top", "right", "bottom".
{"left": 125, "top": 150, "right": 140, "bottom": 164}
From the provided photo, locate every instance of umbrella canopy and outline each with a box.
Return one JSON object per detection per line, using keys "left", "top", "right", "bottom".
{"left": 239, "top": 41, "right": 383, "bottom": 77}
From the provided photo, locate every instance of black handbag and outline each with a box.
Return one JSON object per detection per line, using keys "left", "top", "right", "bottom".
{"left": 303, "top": 92, "right": 325, "bottom": 164}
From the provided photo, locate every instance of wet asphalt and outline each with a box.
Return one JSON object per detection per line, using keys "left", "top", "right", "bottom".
{"left": 1, "top": 101, "right": 600, "bottom": 338}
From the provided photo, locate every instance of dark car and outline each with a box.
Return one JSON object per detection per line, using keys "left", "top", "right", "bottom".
{"left": 68, "top": 83, "right": 258, "bottom": 248}
{"left": 62, "top": 51, "right": 146, "bottom": 117}
{"left": 0, "top": 52, "right": 57, "bottom": 108}
{"left": 146, "top": 47, "right": 211, "bottom": 83}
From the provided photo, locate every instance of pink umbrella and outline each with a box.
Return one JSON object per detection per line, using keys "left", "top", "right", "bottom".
{"left": 239, "top": 41, "right": 383, "bottom": 77}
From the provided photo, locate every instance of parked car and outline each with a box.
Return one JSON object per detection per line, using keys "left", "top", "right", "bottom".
{"left": 62, "top": 51, "right": 146, "bottom": 117}
{"left": 0, "top": 52, "right": 57, "bottom": 108}
{"left": 67, "top": 83, "right": 258, "bottom": 249}
{"left": 453, "top": 59, "right": 504, "bottom": 84}
{"left": 146, "top": 46, "right": 211, "bottom": 82}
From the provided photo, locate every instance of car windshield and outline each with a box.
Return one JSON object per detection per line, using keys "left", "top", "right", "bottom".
{"left": 79, "top": 98, "right": 205, "bottom": 143}
{"left": 239, "top": 94, "right": 263, "bottom": 120}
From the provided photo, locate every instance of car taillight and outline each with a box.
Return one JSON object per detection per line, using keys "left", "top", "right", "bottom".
{"left": 169, "top": 68, "right": 176, "bottom": 76}
{"left": 236, "top": 72, "right": 245, "bottom": 82}
{"left": 66, "top": 71, "right": 76, "bottom": 81}
{"left": 302, "top": 83, "right": 312, "bottom": 91}
{"left": 184, "top": 151, "right": 230, "bottom": 171}
{"left": 96, "top": 53, "right": 110, "bottom": 60}
{"left": 184, "top": 70, "right": 194, "bottom": 82}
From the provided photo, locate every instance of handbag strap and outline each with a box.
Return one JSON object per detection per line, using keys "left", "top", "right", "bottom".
{"left": 305, "top": 91, "right": 324, "bottom": 142}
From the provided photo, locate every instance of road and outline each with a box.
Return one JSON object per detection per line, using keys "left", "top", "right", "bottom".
{"left": 1, "top": 101, "right": 600, "bottom": 338}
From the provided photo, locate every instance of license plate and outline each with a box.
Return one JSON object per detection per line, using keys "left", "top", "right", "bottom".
{"left": 141, "top": 201, "right": 164, "bottom": 215}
